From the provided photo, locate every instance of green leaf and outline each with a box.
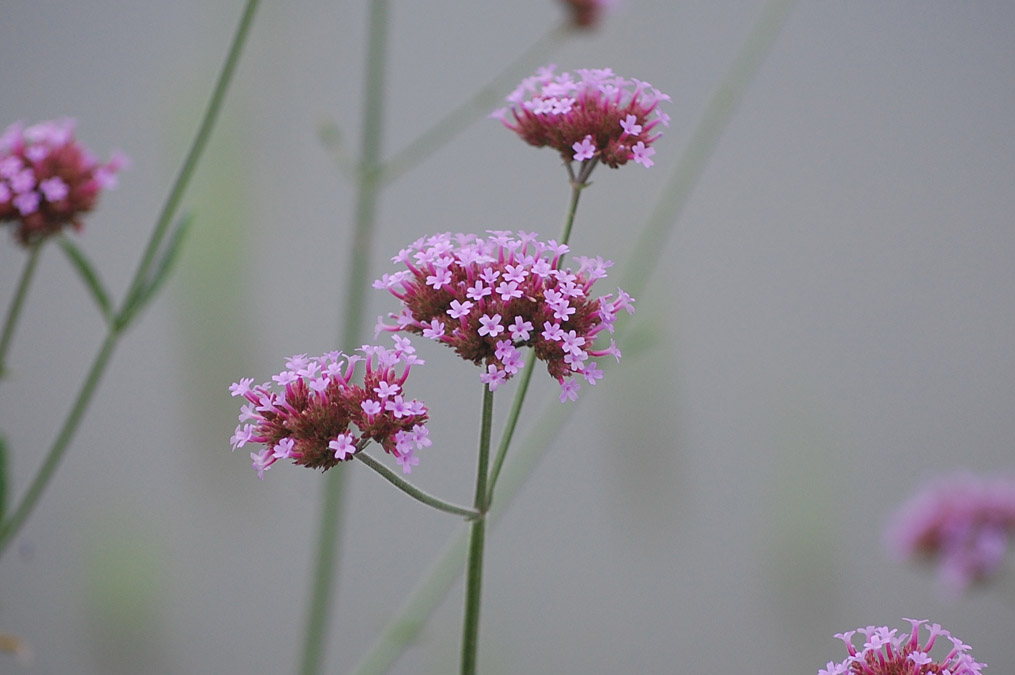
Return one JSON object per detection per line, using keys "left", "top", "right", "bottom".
{"left": 59, "top": 238, "right": 113, "bottom": 323}
{"left": 117, "top": 212, "right": 194, "bottom": 330}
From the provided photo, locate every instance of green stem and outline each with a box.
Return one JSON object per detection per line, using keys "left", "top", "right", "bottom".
{"left": 0, "top": 331, "right": 115, "bottom": 553}
{"left": 0, "top": 241, "right": 42, "bottom": 379}
{"left": 123, "top": 0, "right": 260, "bottom": 315}
{"left": 298, "top": 1, "right": 391, "bottom": 673}
{"left": 354, "top": 451, "right": 479, "bottom": 520}
{"left": 484, "top": 356, "right": 534, "bottom": 506}
{"left": 460, "top": 385, "right": 494, "bottom": 675}
{"left": 0, "top": 0, "right": 260, "bottom": 559}
{"left": 298, "top": 466, "right": 347, "bottom": 675}
{"left": 346, "top": 0, "right": 799, "bottom": 667}
{"left": 380, "top": 25, "right": 566, "bottom": 186}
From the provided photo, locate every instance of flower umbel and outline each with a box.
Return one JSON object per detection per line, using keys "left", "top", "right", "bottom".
{"left": 374, "top": 231, "right": 634, "bottom": 401}
{"left": 0, "top": 119, "right": 127, "bottom": 245}
{"left": 229, "top": 338, "right": 430, "bottom": 478}
{"left": 818, "top": 619, "right": 985, "bottom": 675}
{"left": 885, "top": 471, "right": 1015, "bottom": 595}
{"left": 492, "top": 65, "right": 669, "bottom": 169}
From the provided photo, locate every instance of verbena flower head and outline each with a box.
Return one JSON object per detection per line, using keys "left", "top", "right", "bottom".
{"left": 374, "top": 230, "right": 634, "bottom": 402}
{"left": 229, "top": 337, "right": 431, "bottom": 479}
{"left": 0, "top": 119, "right": 127, "bottom": 245}
{"left": 885, "top": 471, "right": 1015, "bottom": 595}
{"left": 818, "top": 619, "right": 985, "bottom": 675}
{"left": 558, "top": 0, "right": 618, "bottom": 29}
{"left": 491, "top": 65, "right": 670, "bottom": 169}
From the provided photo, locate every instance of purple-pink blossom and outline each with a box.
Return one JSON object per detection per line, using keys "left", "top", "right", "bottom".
{"left": 492, "top": 66, "right": 669, "bottom": 169}
{"left": 375, "top": 231, "right": 635, "bottom": 400}
{"left": 0, "top": 119, "right": 126, "bottom": 245}
{"left": 229, "top": 337, "right": 430, "bottom": 478}
{"left": 885, "top": 471, "right": 1015, "bottom": 595}
{"left": 818, "top": 619, "right": 985, "bottom": 675}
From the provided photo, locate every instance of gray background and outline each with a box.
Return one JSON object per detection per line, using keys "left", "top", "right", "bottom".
{"left": 2, "top": 1, "right": 1014, "bottom": 673}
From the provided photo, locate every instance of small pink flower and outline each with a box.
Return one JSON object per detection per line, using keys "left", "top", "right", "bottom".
{"left": 885, "top": 471, "right": 1015, "bottom": 596}
{"left": 228, "top": 337, "right": 430, "bottom": 477}
{"left": 493, "top": 66, "right": 669, "bottom": 170}
{"left": 819, "top": 619, "right": 985, "bottom": 675}
{"left": 0, "top": 119, "right": 126, "bottom": 245}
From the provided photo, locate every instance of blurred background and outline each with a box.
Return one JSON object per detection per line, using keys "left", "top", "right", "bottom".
{"left": 2, "top": 1, "right": 1014, "bottom": 673}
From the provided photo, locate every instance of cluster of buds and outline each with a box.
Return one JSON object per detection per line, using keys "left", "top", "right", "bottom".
{"left": 229, "top": 338, "right": 431, "bottom": 478}
{"left": 492, "top": 65, "right": 669, "bottom": 169}
{"left": 819, "top": 620, "right": 985, "bottom": 675}
{"left": 374, "top": 230, "right": 634, "bottom": 402}
{"left": 885, "top": 471, "right": 1015, "bottom": 595}
{"left": 0, "top": 119, "right": 126, "bottom": 245}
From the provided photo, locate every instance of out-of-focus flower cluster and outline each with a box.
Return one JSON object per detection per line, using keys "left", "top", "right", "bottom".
{"left": 818, "top": 619, "right": 985, "bottom": 675}
{"left": 374, "top": 230, "right": 634, "bottom": 402}
{"left": 0, "top": 119, "right": 126, "bottom": 245}
{"left": 885, "top": 471, "right": 1015, "bottom": 595}
{"left": 492, "top": 65, "right": 669, "bottom": 169}
{"left": 557, "top": 0, "right": 617, "bottom": 29}
{"left": 229, "top": 338, "right": 431, "bottom": 478}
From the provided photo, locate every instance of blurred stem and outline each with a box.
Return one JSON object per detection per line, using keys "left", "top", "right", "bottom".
{"left": 380, "top": 24, "right": 566, "bottom": 186}
{"left": 0, "top": 0, "right": 261, "bottom": 559}
{"left": 354, "top": 451, "right": 479, "bottom": 520}
{"left": 124, "top": 0, "right": 260, "bottom": 314}
{"left": 486, "top": 174, "right": 585, "bottom": 504}
{"left": 297, "top": 1, "right": 391, "bottom": 674}
{"left": 460, "top": 385, "right": 494, "bottom": 675}
{"left": 0, "top": 241, "right": 42, "bottom": 379}
{"left": 346, "top": 0, "right": 798, "bottom": 666}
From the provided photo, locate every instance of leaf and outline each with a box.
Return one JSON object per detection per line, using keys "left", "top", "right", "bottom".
{"left": 59, "top": 238, "right": 113, "bottom": 323}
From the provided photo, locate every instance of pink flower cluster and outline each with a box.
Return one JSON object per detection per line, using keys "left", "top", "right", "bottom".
{"left": 0, "top": 119, "right": 126, "bottom": 245}
{"left": 492, "top": 66, "right": 670, "bottom": 169}
{"left": 818, "top": 619, "right": 985, "bottom": 675}
{"left": 374, "top": 230, "right": 634, "bottom": 401}
{"left": 229, "top": 337, "right": 431, "bottom": 478}
{"left": 885, "top": 471, "right": 1015, "bottom": 595}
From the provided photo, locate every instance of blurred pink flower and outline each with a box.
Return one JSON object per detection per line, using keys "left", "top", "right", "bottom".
{"left": 885, "top": 471, "right": 1015, "bottom": 595}
{"left": 0, "top": 119, "right": 126, "bottom": 245}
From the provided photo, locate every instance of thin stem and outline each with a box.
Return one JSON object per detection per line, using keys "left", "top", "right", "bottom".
{"left": 354, "top": 451, "right": 479, "bottom": 520}
{"left": 0, "top": 332, "right": 115, "bottom": 552}
{"left": 298, "top": 1, "right": 391, "bottom": 673}
{"left": 349, "top": 533, "right": 470, "bottom": 675}
{"left": 485, "top": 357, "right": 535, "bottom": 506}
{"left": 460, "top": 385, "right": 494, "bottom": 675}
{"left": 347, "top": 0, "right": 799, "bottom": 666}
{"left": 0, "top": 0, "right": 261, "bottom": 558}
{"left": 123, "top": 0, "right": 260, "bottom": 315}
{"left": 0, "top": 241, "right": 42, "bottom": 378}
{"left": 380, "top": 25, "right": 566, "bottom": 186}
{"left": 298, "top": 466, "right": 347, "bottom": 675}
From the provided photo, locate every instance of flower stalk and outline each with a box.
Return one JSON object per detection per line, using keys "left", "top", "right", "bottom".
{"left": 460, "top": 385, "right": 494, "bottom": 674}
{"left": 0, "top": 241, "right": 42, "bottom": 378}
